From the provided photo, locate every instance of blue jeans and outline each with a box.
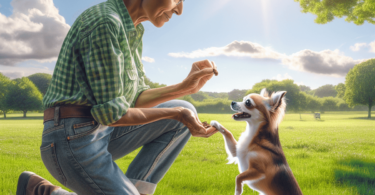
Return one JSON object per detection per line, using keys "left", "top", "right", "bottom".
{"left": 40, "top": 100, "right": 193, "bottom": 195}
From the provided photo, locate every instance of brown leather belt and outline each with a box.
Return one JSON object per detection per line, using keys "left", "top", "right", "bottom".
{"left": 44, "top": 105, "right": 93, "bottom": 123}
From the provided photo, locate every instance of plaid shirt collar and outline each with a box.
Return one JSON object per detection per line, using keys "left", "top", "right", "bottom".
{"left": 110, "top": 0, "right": 136, "bottom": 32}
{"left": 109, "top": 0, "right": 145, "bottom": 34}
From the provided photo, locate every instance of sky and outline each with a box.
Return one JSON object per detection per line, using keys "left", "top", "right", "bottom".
{"left": 0, "top": 0, "right": 374, "bottom": 92}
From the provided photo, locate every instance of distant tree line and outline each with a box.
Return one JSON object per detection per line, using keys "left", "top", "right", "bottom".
{"left": 1, "top": 59, "right": 374, "bottom": 118}
{"left": 0, "top": 73, "right": 51, "bottom": 118}
{"left": 179, "top": 59, "right": 375, "bottom": 119}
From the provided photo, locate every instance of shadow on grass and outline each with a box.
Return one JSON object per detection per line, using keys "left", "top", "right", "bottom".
{"left": 349, "top": 117, "right": 375, "bottom": 121}
{"left": 335, "top": 158, "right": 375, "bottom": 195}
{"left": 0, "top": 116, "right": 43, "bottom": 120}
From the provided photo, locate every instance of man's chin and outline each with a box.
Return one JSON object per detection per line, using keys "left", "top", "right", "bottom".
{"left": 152, "top": 21, "right": 166, "bottom": 28}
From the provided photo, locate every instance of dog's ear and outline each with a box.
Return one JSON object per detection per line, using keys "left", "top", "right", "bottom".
{"left": 270, "top": 91, "right": 286, "bottom": 112}
{"left": 260, "top": 88, "right": 269, "bottom": 97}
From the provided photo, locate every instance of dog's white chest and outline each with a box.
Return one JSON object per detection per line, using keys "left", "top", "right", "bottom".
{"left": 236, "top": 129, "right": 257, "bottom": 173}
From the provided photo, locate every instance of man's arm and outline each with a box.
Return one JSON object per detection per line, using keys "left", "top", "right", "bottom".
{"left": 108, "top": 106, "right": 218, "bottom": 138}
{"left": 134, "top": 60, "right": 218, "bottom": 108}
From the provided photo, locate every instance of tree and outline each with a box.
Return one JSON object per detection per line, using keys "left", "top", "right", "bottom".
{"left": 296, "top": 92, "right": 308, "bottom": 119}
{"left": 321, "top": 97, "right": 339, "bottom": 112}
{"left": 345, "top": 59, "right": 375, "bottom": 118}
{"left": 228, "top": 89, "right": 247, "bottom": 101}
{"left": 205, "top": 92, "right": 229, "bottom": 99}
{"left": 295, "top": 0, "right": 375, "bottom": 25}
{"left": 0, "top": 73, "right": 11, "bottom": 118}
{"left": 5, "top": 77, "right": 43, "bottom": 117}
{"left": 299, "top": 85, "right": 311, "bottom": 93}
{"left": 335, "top": 83, "right": 346, "bottom": 99}
{"left": 27, "top": 73, "right": 52, "bottom": 95}
{"left": 337, "top": 99, "right": 350, "bottom": 111}
{"left": 313, "top": 84, "right": 337, "bottom": 98}
{"left": 306, "top": 94, "right": 322, "bottom": 113}
{"left": 191, "top": 91, "right": 209, "bottom": 101}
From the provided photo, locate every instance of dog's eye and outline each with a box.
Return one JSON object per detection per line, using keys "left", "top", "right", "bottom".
{"left": 246, "top": 99, "right": 252, "bottom": 107}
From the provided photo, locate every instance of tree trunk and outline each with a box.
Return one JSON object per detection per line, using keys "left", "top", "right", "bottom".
{"left": 3, "top": 112, "right": 6, "bottom": 119}
{"left": 369, "top": 102, "right": 372, "bottom": 119}
{"left": 23, "top": 110, "right": 27, "bottom": 118}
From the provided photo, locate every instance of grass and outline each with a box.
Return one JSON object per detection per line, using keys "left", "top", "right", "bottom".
{"left": 1, "top": 111, "right": 375, "bottom": 195}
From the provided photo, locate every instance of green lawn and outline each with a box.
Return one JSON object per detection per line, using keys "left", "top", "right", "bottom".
{"left": 1, "top": 112, "right": 375, "bottom": 195}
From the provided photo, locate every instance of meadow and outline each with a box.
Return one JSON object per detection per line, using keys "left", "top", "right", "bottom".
{"left": 0, "top": 111, "right": 374, "bottom": 195}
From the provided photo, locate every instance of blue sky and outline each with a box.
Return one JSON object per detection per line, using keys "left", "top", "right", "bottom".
{"left": 0, "top": 0, "right": 374, "bottom": 92}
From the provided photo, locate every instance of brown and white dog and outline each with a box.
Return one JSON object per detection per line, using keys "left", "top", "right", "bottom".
{"left": 211, "top": 89, "right": 302, "bottom": 195}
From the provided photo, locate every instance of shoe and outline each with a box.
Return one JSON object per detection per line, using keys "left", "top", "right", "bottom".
{"left": 16, "top": 171, "right": 60, "bottom": 195}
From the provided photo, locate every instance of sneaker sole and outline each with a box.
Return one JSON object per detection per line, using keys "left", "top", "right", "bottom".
{"left": 16, "top": 171, "right": 36, "bottom": 195}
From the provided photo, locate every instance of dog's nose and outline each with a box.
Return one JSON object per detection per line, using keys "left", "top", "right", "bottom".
{"left": 231, "top": 101, "right": 236, "bottom": 106}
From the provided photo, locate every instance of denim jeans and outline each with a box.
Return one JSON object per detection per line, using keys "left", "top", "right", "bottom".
{"left": 40, "top": 100, "right": 193, "bottom": 195}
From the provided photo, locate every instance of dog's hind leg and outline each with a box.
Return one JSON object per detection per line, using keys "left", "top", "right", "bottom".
{"left": 211, "top": 121, "right": 237, "bottom": 163}
{"left": 235, "top": 168, "right": 265, "bottom": 195}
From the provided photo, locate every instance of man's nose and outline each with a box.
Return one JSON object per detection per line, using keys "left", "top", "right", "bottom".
{"left": 175, "top": 2, "right": 183, "bottom": 15}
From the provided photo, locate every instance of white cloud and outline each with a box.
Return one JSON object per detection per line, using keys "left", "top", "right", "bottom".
{"left": 369, "top": 41, "right": 375, "bottom": 53}
{"left": 169, "top": 41, "right": 370, "bottom": 77}
{"left": 168, "top": 41, "right": 284, "bottom": 60}
{"left": 282, "top": 49, "right": 365, "bottom": 77}
{"left": 0, "top": 0, "right": 70, "bottom": 66}
{"left": 142, "top": 56, "right": 155, "bottom": 63}
{"left": 272, "top": 73, "right": 293, "bottom": 81}
{"left": 350, "top": 43, "right": 367, "bottom": 51}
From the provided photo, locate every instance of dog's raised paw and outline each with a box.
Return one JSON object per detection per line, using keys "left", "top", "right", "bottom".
{"left": 210, "top": 120, "right": 224, "bottom": 133}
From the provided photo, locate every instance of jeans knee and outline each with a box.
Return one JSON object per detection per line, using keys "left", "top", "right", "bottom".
{"left": 175, "top": 100, "right": 197, "bottom": 115}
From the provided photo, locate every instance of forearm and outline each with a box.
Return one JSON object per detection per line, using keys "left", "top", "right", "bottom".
{"left": 134, "top": 83, "right": 188, "bottom": 108}
{"left": 108, "top": 107, "right": 182, "bottom": 127}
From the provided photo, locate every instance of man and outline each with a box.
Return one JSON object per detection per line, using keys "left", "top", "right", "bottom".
{"left": 16, "top": 0, "right": 219, "bottom": 194}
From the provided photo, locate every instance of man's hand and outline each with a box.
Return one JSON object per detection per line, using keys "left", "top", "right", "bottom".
{"left": 179, "top": 60, "right": 218, "bottom": 95}
{"left": 174, "top": 107, "right": 218, "bottom": 138}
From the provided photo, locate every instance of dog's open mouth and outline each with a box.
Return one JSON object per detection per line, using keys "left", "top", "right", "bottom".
{"left": 232, "top": 112, "right": 251, "bottom": 119}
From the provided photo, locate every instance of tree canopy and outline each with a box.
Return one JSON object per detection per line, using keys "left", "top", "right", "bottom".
{"left": 5, "top": 77, "right": 43, "bottom": 117}
{"left": 27, "top": 73, "right": 52, "bottom": 95}
{"left": 344, "top": 59, "right": 375, "bottom": 118}
{"left": 335, "top": 83, "right": 346, "bottom": 98}
{"left": 228, "top": 89, "right": 248, "bottom": 101}
{"left": 313, "top": 84, "right": 337, "bottom": 98}
{"left": 295, "top": 0, "right": 375, "bottom": 25}
{"left": 0, "top": 73, "right": 11, "bottom": 118}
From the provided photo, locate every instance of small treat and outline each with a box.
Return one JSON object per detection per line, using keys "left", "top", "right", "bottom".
{"left": 202, "top": 121, "right": 211, "bottom": 128}
{"left": 213, "top": 68, "right": 219, "bottom": 76}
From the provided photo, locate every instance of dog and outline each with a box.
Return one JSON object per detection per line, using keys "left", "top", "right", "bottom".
{"left": 211, "top": 89, "right": 302, "bottom": 195}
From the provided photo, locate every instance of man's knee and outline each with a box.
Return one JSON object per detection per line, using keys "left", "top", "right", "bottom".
{"left": 156, "top": 100, "right": 197, "bottom": 115}
{"left": 174, "top": 100, "right": 197, "bottom": 115}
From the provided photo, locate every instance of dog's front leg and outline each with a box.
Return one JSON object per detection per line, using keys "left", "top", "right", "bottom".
{"left": 235, "top": 168, "right": 265, "bottom": 195}
{"left": 211, "top": 121, "right": 237, "bottom": 162}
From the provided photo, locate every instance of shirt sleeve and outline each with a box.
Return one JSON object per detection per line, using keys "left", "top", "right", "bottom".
{"left": 80, "top": 22, "right": 135, "bottom": 125}
{"left": 130, "top": 41, "right": 150, "bottom": 108}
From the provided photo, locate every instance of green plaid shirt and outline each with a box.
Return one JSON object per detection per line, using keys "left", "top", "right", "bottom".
{"left": 43, "top": 0, "right": 149, "bottom": 125}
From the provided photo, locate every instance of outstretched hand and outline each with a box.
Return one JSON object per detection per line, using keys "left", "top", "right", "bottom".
{"left": 179, "top": 60, "right": 218, "bottom": 95}
{"left": 175, "top": 107, "right": 218, "bottom": 138}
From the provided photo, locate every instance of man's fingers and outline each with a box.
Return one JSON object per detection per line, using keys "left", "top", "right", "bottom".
{"left": 202, "top": 126, "right": 219, "bottom": 138}
{"left": 211, "top": 61, "right": 218, "bottom": 76}
{"left": 191, "top": 67, "right": 215, "bottom": 79}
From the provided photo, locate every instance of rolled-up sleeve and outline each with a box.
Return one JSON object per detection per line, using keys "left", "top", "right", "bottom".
{"left": 80, "top": 22, "right": 134, "bottom": 125}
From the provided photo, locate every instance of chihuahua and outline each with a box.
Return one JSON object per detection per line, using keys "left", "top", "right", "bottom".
{"left": 211, "top": 89, "right": 302, "bottom": 195}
